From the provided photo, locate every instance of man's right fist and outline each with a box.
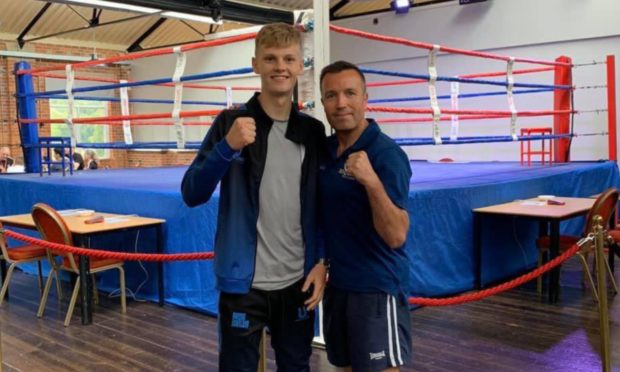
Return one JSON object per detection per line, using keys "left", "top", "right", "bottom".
{"left": 225, "top": 117, "right": 256, "bottom": 151}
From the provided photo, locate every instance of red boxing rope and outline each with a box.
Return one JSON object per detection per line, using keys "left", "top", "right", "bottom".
{"left": 409, "top": 241, "right": 580, "bottom": 306}
{"left": 29, "top": 120, "right": 214, "bottom": 127}
{"left": 367, "top": 79, "right": 427, "bottom": 88}
{"left": 20, "top": 102, "right": 310, "bottom": 124}
{"left": 20, "top": 109, "right": 222, "bottom": 125}
{"left": 17, "top": 32, "right": 258, "bottom": 75}
{"left": 460, "top": 66, "right": 555, "bottom": 79}
{"left": 367, "top": 106, "right": 574, "bottom": 117}
{"left": 110, "top": 120, "right": 213, "bottom": 126}
{"left": 367, "top": 67, "right": 555, "bottom": 88}
{"left": 3, "top": 229, "right": 214, "bottom": 262}
{"left": 330, "top": 24, "right": 571, "bottom": 67}
{"left": 377, "top": 114, "right": 511, "bottom": 124}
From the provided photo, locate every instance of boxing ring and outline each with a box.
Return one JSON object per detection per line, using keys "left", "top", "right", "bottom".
{"left": 2, "top": 17, "right": 619, "bottom": 316}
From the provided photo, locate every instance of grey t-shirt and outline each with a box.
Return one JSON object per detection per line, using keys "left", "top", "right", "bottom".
{"left": 252, "top": 120, "right": 306, "bottom": 290}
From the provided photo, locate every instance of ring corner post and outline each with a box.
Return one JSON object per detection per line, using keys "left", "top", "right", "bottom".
{"left": 606, "top": 55, "right": 617, "bottom": 162}
{"left": 553, "top": 56, "right": 572, "bottom": 163}
{"left": 14, "top": 61, "right": 41, "bottom": 173}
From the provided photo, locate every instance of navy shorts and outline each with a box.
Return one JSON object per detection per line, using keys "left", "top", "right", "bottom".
{"left": 323, "top": 285, "right": 411, "bottom": 371}
{"left": 218, "top": 279, "right": 315, "bottom": 372}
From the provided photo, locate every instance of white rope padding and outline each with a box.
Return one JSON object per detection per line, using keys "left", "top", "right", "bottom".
{"left": 428, "top": 45, "right": 442, "bottom": 144}
{"left": 450, "top": 81, "right": 459, "bottom": 141}
{"left": 64, "top": 64, "right": 77, "bottom": 147}
{"left": 225, "top": 86, "right": 233, "bottom": 109}
{"left": 119, "top": 80, "right": 133, "bottom": 145}
{"left": 171, "top": 46, "right": 187, "bottom": 149}
{"left": 506, "top": 57, "right": 518, "bottom": 141}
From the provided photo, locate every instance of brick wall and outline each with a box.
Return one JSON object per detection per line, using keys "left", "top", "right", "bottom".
{"left": 0, "top": 40, "right": 197, "bottom": 170}
{"left": 126, "top": 150, "right": 196, "bottom": 168}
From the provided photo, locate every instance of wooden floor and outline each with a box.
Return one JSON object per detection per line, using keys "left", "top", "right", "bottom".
{"left": 1, "top": 263, "right": 620, "bottom": 372}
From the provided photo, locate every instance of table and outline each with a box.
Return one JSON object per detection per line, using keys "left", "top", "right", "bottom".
{"left": 0, "top": 211, "right": 165, "bottom": 325}
{"left": 473, "top": 197, "right": 594, "bottom": 303}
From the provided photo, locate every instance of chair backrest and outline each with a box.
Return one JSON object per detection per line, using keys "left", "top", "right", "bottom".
{"left": 31, "top": 203, "right": 78, "bottom": 271}
{"left": 0, "top": 222, "right": 8, "bottom": 261}
{"left": 584, "top": 188, "right": 619, "bottom": 235}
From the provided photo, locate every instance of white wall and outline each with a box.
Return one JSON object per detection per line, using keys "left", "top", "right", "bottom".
{"left": 130, "top": 31, "right": 261, "bottom": 143}
{"left": 331, "top": 0, "right": 620, "bottom": 161}
{"left": 128, "top": 0, "right": 620, "bottom": 161}
{"left": 129, "top": 24, "right": 320, "bottom": 144}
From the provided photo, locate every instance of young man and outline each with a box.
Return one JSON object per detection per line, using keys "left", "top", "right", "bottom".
{"left": 181, "top": 23, "right": 327, "bottom": 371}
{"left": 319, "top": 61, "right": 413, "bottom": 372}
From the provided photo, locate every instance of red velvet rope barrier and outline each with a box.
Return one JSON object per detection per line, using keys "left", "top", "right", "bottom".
{"left": 409, "top": 242, "right": 580, "bottom": 306}
{"left": 5, "top": 227, "right": 581, "bottom": 307}
{"left": 3, "top": 229, "right": 214, "bottom": 262}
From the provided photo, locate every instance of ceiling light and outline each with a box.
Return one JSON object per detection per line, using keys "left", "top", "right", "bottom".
{"left": 64, "top": 0, "right": 160, "bottom": 14}
{"left": 162, "top": 11, "right": 223, "bottom": 25}
{"left": 390, "top": 0, "right": 410, "bottom": 14}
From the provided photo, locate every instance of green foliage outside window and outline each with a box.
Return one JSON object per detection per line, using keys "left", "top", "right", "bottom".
{"left": 49, "top": 99, "right": 109, "bottom": 158}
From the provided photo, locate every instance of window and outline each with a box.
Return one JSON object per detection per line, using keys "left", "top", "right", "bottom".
{"left": 49, "top": 99, "right": 110, "bottom": 158}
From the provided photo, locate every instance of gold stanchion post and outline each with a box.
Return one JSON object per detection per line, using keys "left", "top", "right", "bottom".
{"left": 593, "top": 215, "right": 611, "bottom": 372}
{"left": 0, "top": 325, "right": 4, "bottom": 372}
{"left": 258, "top": 328, "right": 266, "bottom": 372}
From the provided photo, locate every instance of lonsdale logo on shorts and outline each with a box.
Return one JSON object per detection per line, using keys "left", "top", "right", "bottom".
{"left": 369, "top": 350, "right": 386, "bottom": 360}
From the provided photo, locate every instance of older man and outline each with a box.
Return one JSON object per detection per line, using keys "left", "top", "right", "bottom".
{"left": 319, "top": 60, "right": 413, "bottom": 372}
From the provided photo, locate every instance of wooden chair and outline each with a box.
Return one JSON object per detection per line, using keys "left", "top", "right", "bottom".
{"left": 0, "top": 222, "right": 48, "bottom": 305}
{"left": 536, "top": 188, "right": 619, "bottom": 301}
{"left": 31, "top": 203, "right": 126, "bottom": 326}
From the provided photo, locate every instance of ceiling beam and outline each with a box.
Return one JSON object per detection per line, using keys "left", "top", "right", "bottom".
{"left": 127, "top": 18, "right": 167, "bottom": 52}
{"left": 17, "top": 2, "right": 52, "bottom": 48}
{"left": 20, "top": 12, "right": 154, "bottom": 46}
{"left": 90, "top": 8, "right": 102, "bottom": 26}
{"left": 219, "top": 1, "right": 293, "bottom": 24}
{"left": 111, "top": 0, "right": 293, "bottom": 24}
{"left": 329, "top": 0, "right": 349, "bottom": 19}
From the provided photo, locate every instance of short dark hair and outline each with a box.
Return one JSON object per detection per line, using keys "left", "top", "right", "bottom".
{"left": 319, "top": 60, "right": 366, "bottom": 92}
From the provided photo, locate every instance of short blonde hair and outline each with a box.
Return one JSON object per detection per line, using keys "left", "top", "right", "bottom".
{"left": 255, "top": 23, "right": 302, "bottom": 52}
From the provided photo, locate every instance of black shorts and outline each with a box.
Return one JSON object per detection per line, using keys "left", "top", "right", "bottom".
{"left": 218, "top": 279, "right": 315, "bottom": 372}
{"left": 323, "top": 285, "right": 412, "bottom": 372}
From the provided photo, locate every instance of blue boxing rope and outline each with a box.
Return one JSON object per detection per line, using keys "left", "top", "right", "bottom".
{"left": 21, "top": 141, "right": 204, "bottom": 150}
{"left": 395, "top": 133, "right": 574, "bottom": 146}
{"left": 368, "top": 88, "right": 554, "bottom": 104}
{"left": 18, "top": 134, "right": 599, "bottom": 150}
{"left": 35, "top": 95, "right": 234, "bottom": 106}
{"left": 360, "top": 67, "right": 572, "bottom": 90}
{"left": 23, "top": 67, "right": 254, "bottom": 98}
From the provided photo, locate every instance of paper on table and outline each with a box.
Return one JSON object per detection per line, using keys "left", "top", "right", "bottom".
{"left": 519, "top": 201, "right": 547, "bottom": 206}
{"left": 58, "top": 208, "right": 90, "bottom": 216}
{"left": 103, "top": 217, "right": 130, "bottom": 224}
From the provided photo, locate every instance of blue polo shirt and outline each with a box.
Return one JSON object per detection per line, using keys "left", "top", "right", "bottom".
{"left": 319, "top": 119, "right": 412, "bottom": 297}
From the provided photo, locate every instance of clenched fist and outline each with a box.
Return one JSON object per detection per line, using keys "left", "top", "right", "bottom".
{"left": 344, "top": 151, "right": 380, "bottom": 187}
{"left": 225, "top": 117, "right": 256, "bottom": 151}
